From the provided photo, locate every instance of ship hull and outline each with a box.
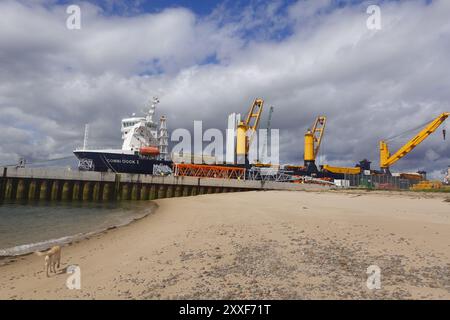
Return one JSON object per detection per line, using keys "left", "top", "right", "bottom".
{"left": 74, "top": 150, "right": 173, "bottom": 175}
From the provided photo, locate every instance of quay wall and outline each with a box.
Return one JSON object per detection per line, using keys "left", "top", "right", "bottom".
{"left": 0, "top": 167, "right": 331, "bottom": 202}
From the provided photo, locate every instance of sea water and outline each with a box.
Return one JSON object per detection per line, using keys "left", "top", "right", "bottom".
{"left": 0, "top": 200, "right": 154, "bottom": 256}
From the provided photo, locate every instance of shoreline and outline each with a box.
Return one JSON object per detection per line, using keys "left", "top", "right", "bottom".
{"left": 0, "top": 190, "right": 449, "bottom": 300}
{"left": 0, "top": 202, "right": 158, "bottom": 261}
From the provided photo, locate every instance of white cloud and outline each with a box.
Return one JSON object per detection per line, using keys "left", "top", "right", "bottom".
{"left": 0, "top": 0, "right": 449, "bottom": 174}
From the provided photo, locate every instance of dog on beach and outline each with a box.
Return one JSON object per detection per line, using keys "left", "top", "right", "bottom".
{"left": 35, "top": 246, "right": 61, "bottom": 277}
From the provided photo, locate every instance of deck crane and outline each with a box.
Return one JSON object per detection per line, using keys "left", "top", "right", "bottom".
{"left": 304, "top": 116, "right": 327, "bottom": 174}
{"left": 380, "top": 112, "right": 449, "bottom": 173}
{"left": 236, "top": 98, "right": 264, "bottom": 165}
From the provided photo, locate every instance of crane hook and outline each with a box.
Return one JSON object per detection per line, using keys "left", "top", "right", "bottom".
{"left": 443, "top": 129, "right": 446, "bottom": 141}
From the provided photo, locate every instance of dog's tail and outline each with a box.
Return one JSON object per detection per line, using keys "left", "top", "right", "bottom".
{"left": 34, "top": 249, "right": 49, "bottom": 256}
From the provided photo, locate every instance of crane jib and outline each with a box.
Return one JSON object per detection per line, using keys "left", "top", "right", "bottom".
{"left": 380, "top": 112, "right": 449, "bottom": 170}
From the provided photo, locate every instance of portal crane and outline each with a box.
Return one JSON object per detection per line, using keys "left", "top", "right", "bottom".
{"left": 236, "top": 98, "right": 264, "bottom": 165}
{"left": 304, "top": 116, "right": 326, "bottom": 174}
{"left": 380, "top": 112, "right": 449, "bottom": 173}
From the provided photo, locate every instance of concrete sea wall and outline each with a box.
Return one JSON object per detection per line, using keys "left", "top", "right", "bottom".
{"left": 0, "top": 167, "right": 331, "bottom": 202}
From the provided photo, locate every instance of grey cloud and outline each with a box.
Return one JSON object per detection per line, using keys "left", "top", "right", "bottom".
{"left": 0, "top": 0, "right": 449, "bottom": 179}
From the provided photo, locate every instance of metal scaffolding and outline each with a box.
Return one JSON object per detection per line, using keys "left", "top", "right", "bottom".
{"left": 247, "top": 167, "right": 293, "bottom": 182}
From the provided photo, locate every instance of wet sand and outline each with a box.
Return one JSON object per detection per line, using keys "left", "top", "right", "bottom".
{"left": 0, "top": 190, "right": 449, "bottom": 300}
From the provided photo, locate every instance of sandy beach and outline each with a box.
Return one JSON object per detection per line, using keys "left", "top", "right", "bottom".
{"left": 0, "top": 190, "right": 449, "bottom": 300}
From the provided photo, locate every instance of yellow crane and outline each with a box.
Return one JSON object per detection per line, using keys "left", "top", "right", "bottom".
{"left": 380, "top": 112, "right": 449, "bottom": 173}
{"left": 304, "top": 116, "right": 326, "bottom": 173}
{"left": 323, "top": 113, "right": 449, "bottom": 176}
{"left": 236, "top": 98, "right": 264, "bottom": 165}
{"left": 310, "top": 116, "right": 366, "bottom": 176}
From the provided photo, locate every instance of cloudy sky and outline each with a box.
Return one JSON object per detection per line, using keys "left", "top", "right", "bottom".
{"left": 0, "top": 0, "right": 449, "bottom": 177}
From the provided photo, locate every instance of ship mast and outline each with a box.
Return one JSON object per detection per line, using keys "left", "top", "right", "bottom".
{"left": 146, "top": 97, "right": 160, "bottom": 124}
{"left": 159, "top": 116, "right": 169, "bottom": 161}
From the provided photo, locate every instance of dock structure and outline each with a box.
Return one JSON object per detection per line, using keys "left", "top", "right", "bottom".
{"left": 0, "top": 167, "right": 331, "bottom": 202}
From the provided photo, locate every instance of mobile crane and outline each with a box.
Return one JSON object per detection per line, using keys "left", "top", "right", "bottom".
{"left": 380, "top": 112, "right": 449, "bottom": 173}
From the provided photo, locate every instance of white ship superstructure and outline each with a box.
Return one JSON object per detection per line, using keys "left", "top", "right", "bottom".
{"left": 120, "top": 97, "right": 159, "bottom": 151}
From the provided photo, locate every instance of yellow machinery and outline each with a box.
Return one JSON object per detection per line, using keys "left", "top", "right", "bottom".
{"left": 236, "top": 98, "right": 264, "bottom": 164}
{"left": 303, "top": 116, "right": 326, "bottom": 173}
{"left": 322, "top": 164, "right": 361, "bottom": 175}
{"left": 380, "top": 112, "right": 449, "bottom": 173}
{"left": 286, "top": 115, "right": 368, "bottom": 176}
{"left": 411, "top": 180, "right": 443, "bottom": 191}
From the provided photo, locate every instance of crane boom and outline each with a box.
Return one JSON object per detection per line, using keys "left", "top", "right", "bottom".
{"left": 380, "top": 112, "right": 449, "bottom": 171}
{"left": 244, "top": 98, "right": 264, "bottom": 151}
{"left": 312, "top": 116, "right": 327, "bottom": 158}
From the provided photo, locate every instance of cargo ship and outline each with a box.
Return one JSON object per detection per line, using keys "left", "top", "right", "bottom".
{"left": 73, "top": 97, "right": 172, "bottom": 175}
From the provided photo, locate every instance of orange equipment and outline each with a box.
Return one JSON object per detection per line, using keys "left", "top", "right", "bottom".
{"left": 139, "top": 147, "right": 160, "bottom": 156}
{"left": 174, "top": 164, "right": 246, "bottom": 180}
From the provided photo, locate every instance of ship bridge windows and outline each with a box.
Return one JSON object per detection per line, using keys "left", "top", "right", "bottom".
{"left": 123, "top": 121, "right": 138, "bottom": 128}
